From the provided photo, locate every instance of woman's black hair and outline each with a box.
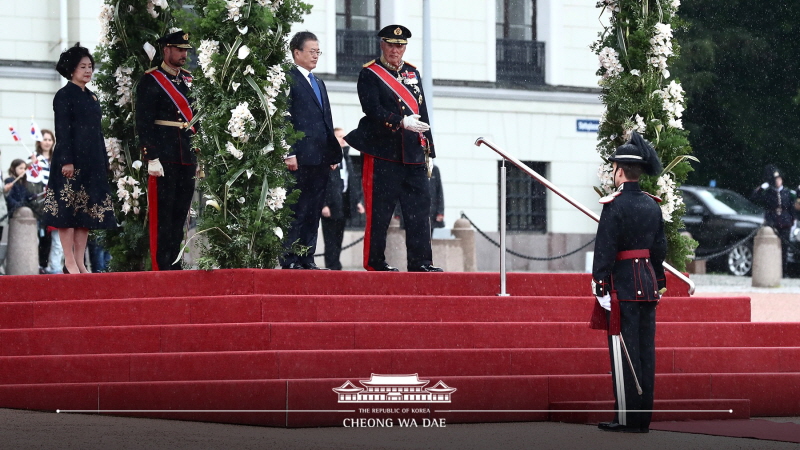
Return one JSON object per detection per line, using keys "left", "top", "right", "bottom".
{"left": 55, "top": 43, "right": 95, "bottom": 80}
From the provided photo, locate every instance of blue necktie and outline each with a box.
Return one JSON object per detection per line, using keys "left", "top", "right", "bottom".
{"left": 308, "top": 73, "right": 323, "bottom": 106}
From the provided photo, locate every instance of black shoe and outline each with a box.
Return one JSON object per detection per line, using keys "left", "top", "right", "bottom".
{"left": 408, "top": 264, "right": 443, "bottom": 272}
{"left": 281, "top": 263, "right": 304, "bottom": 269}
{"left": 371, "top": 263, "right": 399, "bottom": 272}
{"left": 302, "top": 263, "right": 329, "bottom": 270}
{"left": 598, "top": 422, "right": 648, "bottom": 433}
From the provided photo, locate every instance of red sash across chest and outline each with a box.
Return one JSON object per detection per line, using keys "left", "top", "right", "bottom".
{"left": 366, "top": 63, "right": 419, "bottom": 115}
{"left": 149, "top": 70, "right": 195, "bottom": 132}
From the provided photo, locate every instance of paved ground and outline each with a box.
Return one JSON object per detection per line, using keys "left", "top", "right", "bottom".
{"left": 3, "top": 273, "right": 799, "bottom": 449}
{"left": 2, "top": 409, "right": 799, "bottom": 450}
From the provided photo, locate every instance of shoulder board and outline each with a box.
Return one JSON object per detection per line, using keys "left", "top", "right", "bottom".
{"left": 362, "top": 59, "right": 376, "bottom": 68}
{"left": 644, "top": 192, "right": 663, "bottom": 203}
{"left": 599, "top": 192, "right": 622, "bottom": 204}
{"left": 404, "top": 61, "right": 416, "bottom": 69}
{"left": 144, "top": 67, "right": 158, "bottom": 74}
{"left": 180, "top": 68, "right": 192, "bottom": 74}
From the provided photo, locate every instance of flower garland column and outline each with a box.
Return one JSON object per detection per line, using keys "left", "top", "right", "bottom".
{"left": 592, "top": 0, "right": 697, "bottom": 270}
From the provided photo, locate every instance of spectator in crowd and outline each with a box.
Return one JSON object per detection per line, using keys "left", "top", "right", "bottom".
{"left": 43, "top": 43, "right": 117, "bottom": 274}
{"left": 30, "top": 129, "right": 56, "bottom": 272}
{"left": 4, "top": 159, "right": 36, "bottom": 218}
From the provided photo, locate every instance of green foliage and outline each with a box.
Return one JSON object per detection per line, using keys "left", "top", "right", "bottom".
{"left": 94, "top": 0, "right": 178, "bottom": 271}
{"left": 673, "top": 1, "right": 800, "bottom": 195}
{"left": 185, "top": 0, "right": 310, "bottom": 269}
{"left": 593, "top": 0, "right": 697, "bottom": 270}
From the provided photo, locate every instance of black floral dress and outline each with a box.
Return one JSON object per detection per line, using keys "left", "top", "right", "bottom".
{"left": 43, "top": 82, "right": 116, "bottom": 229}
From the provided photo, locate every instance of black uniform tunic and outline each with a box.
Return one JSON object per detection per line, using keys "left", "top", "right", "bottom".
{"left": 135, "top": 64, "right": 197, "bottom": 270}
{"left": 43, "top": 82, "right": 116, "bottom": 229}
{"left": 345, "top": 58, "right": 436, "bottom": 270}
{"left": 591, "top": 181, "right": 667, "bottom": 431}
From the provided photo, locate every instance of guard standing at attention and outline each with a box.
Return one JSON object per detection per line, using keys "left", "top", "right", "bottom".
{"left": 590, "top": 131, "right": 667, "bottom": 434}
{"left": 345, "top": 24, "right": 442, "bottom": 272}
{"left": 136, "top": 30, "right": 198, "bottom": 270}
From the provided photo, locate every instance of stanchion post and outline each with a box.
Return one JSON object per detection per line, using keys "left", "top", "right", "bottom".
{"left": 499, "top": 161, "right": 509, "bottom": 296}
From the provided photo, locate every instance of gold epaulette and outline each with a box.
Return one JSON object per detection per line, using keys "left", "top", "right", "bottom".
{"left": 180, "top": 67, "right": 192, "bottom": 74}
{"left": 144, "top": 67, "right": 158, "bottom": 74}
{"left": 362, "top": 59, "right": 376, "bottom": 68}
{"left": 404, "top": 61, "right": 416, "bottom": 69}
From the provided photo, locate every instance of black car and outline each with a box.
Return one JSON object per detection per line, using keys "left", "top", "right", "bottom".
{"left": 680, "top": 185, "right": 764, "bottom": 276}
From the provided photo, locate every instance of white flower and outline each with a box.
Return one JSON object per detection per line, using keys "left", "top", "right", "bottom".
{"left": 267, "top": 187, "right": 287, "bottom": 211}
{"left": 198, "top": 40, "right": 220, "bottom": 82}
{"left": 98, "top": 4, "right": 115, "bottom": 46}
{"left": 274, "top": 226, "right": 283, "bottom": 240}
{"left": 671, "top": 0, "right": 680, "bottom": 9}
{"left": 656, "top": 173, "right": 683, "bottom": 222}
{"left": 647, "top": 23, "right": 674, "bottom": 77}
{"left": 121, "top": 202, "right": 132, "bottom": 214}
{"left": 244, "top": 65, "right": 255, "bottom": 76}
{"left": 634, "top": 114, "right": 646, "bottom": 133}
{"left": 228, "top": 102, "right": 256, "bottom": 141}
{"left": 257, "top": 0, "right": 282, "bottom": 12}
{"left": 237, "top": 197, "right": 246, "bottom": 204}
{"left": 237, "top": 25, "right": 249, "bottom": 35}
{"left": 131, "top": 186, "right": 143, "bottom": 199}
{"left": 262, "top": 143, "right": 275, "bottom": 155}
{"left": 226, "top": 141, "right": 244, "bottom": 160}
{"left": 238, "top": 45, "right": 250, "bottom": 60}
{"left": 598, "top": 47, "right": 624, "bottom": 78}
{"left": 206, "top": 199, "right": 221, "bottom": 211}
{"left": 630, "top": 69, "right": 641, "bottom": 77}
{"left": 246, "top": 169, "right": 253, "bottom": 179}
{"left": 653, "top": 81, "right": 686, "bottom": 129}
{"left": 226, "top": 0, "right": 246, "bottom": 22}
{"left": 132, "top": 160, "right": 143, "bottom": 170}
{"left": 232, "top": 82, "right": 241, "bottom": 91}
{"left": 133, "top": 206, "right": 140, "bottom": 215}
{"left": 113, "top": 66, "right": 134, "bottom": 107}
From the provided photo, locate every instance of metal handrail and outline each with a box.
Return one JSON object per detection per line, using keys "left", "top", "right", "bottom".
{"left": 475, "top": 137, "right": 696, "bottom": 296}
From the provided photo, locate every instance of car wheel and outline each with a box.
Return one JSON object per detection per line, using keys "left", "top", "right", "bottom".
{"left": 727, "top": 244, "right": 753, "bottom": 276}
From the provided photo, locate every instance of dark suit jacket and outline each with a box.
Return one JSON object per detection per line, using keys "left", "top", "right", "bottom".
{"left": 344, "top": 59, "right": 435, "bottom": 164}
{"left": 287, "top": 67, "right": 342, "bottom": 166}
{"left": 323, "top": 147, "right": 363, "bottom": 220}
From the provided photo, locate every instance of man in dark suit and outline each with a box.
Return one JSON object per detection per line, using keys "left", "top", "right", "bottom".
{"left": 344, "top": 25, "right": 442, "bottom": 272}
{"left": 321, "top": 128, "right": 365, "bottom": 270}
{"left": 281, "top": 31, "right": 343, "bottom": 270}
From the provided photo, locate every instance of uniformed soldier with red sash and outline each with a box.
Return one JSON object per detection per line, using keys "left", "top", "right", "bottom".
{"left": 590, "top": 131, "right": 667, "bottom": 433}
{"left": 345, "top": 25, "right": 442, "bottom": 272}
{"left": 135, "top": 30, "right": 198, "bottom": 270}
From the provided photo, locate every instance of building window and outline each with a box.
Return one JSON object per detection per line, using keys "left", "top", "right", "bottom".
{"left": 336, "top": 0, "right": 381, "bottom": 76}
{"left": 496, "top": 0, "right": 545, "bottom": 84}
{"left": 499, "top": 161, "right": 547, "bottom": 232}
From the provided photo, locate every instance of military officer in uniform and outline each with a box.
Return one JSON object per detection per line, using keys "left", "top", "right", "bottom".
{"left": 345, "top": 24, "right": 442, "bottom": 272}
{"left": 590, "top": 131, "right": 667, "bottom": 433}
{"left": 136, "top": 30, "right": 198, "bottom": 270}
{"left": 750, "top": 165, "right": 795, "bottom": 275}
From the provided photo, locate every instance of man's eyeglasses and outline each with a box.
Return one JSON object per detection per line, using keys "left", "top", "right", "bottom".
{"left": 305, "top": 50, "right": 323, "bottom": 56}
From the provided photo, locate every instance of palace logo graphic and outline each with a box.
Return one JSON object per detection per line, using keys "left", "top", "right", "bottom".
{"left": 333, "top": 374, "right": 457, "bottom": 403}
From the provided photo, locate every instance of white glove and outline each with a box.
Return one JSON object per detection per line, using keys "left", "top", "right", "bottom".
{"left": 596, "top": 294, "right": 611, "bottom": 311}
{"left": 148, "top": 158, "right": 165, "bottom": 177}
{"left": 401, "top": 114, "right": 430, "bottom": 133}
{"left": 761, "top": 182, "right": 769, "bottom": 190}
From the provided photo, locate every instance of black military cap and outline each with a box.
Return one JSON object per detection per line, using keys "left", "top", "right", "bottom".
{"left": 378, "top": 25, "right": 412, "bottom": 44}
{"left": 609, "top": 131, "right": 663, "bottom": 176}
{"left": 762, "top": 164, "right": 783, "bottom": 185}
{"left": 157, "top": 30, "right": 192, "bottom": 49}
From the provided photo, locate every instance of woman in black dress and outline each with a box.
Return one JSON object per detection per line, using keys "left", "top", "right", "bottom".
{"left": 43, "top": 44, "right": 116, "bottom": 274}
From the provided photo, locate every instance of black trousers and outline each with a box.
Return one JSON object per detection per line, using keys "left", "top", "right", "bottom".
{"left": 777, "top": 226, "right": 791, "bottom": 275}
{"left": 321, "top": 215, "right": 346, "bottom": 270}
{"left": 148, "top": 163, "right": 196, "bottom": 271}
{"left": 362, "top": 155, "right": 432, "bottom": 270}
{"left": 606, "top": 301, "right": 657, "bottom": 430}
{"left": 282, "top": 164, "right": 329, "bottom": 267}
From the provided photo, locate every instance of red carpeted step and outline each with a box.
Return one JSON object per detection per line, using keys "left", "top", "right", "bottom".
{"left": 549, "top": 399, "right": 750, "bottom": 424}
{"left": 0, "top": 270, "right": 692, "bottom": 302}
{"left": 0, "top": 295, "right": 747, "bottom": 330}
{"left": 4, "top": 322, "right": 800, "bottom": 356}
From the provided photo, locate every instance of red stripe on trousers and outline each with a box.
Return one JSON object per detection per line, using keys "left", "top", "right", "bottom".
{"left": 362, "top": 154, "right": 375, "bottom": 270}
{"left": 148, "top": 175, "right": 160, "bottom": 271}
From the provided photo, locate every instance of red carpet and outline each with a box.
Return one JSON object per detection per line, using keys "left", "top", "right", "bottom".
{"left": 0, "top": 269, "right": 797, "bottom": 429}
{"left": 651, "top": 419, "right": 800, "bottom": 443}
